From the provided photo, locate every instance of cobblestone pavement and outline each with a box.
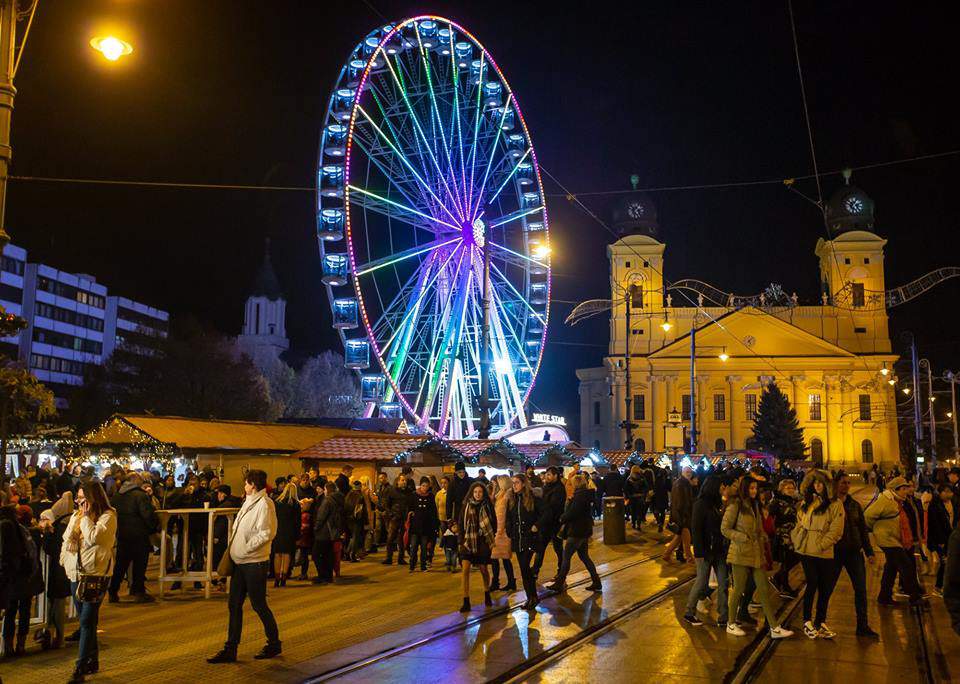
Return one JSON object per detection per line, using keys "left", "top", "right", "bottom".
{"left": 1, "top": 520, "right": 664, "bottom": 683}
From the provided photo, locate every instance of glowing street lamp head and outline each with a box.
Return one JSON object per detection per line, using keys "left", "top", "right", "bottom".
{"left": 532, "top": 244, "right": 551, "bottom": 260}
{"left": 660, "top": 320, "right": 672, "bottom": 332}
{"left": 90, "top": 36, "right": 133, "bottom": 61}
{"left": 903, "top": 387, "right": 911, "bottom": 395}
{"left": 718, "top": 352, "right": 729, "bottom": 362}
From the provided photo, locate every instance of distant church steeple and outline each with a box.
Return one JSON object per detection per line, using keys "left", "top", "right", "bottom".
{"left": 237, "top": 239, "right": 289, "bottom": 370}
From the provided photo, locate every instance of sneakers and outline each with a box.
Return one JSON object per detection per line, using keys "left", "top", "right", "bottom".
{"left": 206, "top": 649, "right": 237, "bottom": 664}
{"left": 696, "top": 598, "right": 711, "bottom": 613}
{"left": 769, "top": 625, "right": 794, "bottom": 639}
{"left": 802, "top": 620, "right": 819, "bottom": 639}
{"left": 817, "top": 624, "right": 836, "bottom": 639}
{"left": 253, "top": 642, "right": 282, "bottom": 660}
{"left": 585, "top": 581, "right": 603, "bottom": 592}
{"left": 856, "top": 625, "right": 879, "bottom": 638}
{"left": 726, "top": 622, "right": 747, "bottom": 636}
{"left": 683, "top": 613, "right": 704, "bottom": 626}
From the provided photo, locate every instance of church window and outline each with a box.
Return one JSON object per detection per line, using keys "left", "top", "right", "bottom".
{"left": 861, "top": 439, "right": 874, "bottom": 463}
{"left": 844, "top": 258, "right": 851, "bottom": 265}
{"left": 635, "top": 438, "right": 646, "bottom": 452}
{"left": 632, "top": 328, "right": 643, "bottom": 335}
{"left": 864, "top": 257, "right": 870, "bottom": 265}
{"left": 811, "top": 438, "right": 824, "bottom": 463}
{"left": 681, "top": 394, "right": 691, "bottom": 420}
{"left": 593, "top": 401, "right": 601, "bottom": 425}
{"left": 255, "top": 303, "right": 260, "bottom": 331}
{"left": 269, "top": 324, "right": 276, "bottom": 334}
{"left": 808, "top": 393, "right": 822, "bottom": 421}
{"left": 859, "top": 394, "right": 872, "bottom": 421}
{"left": 633, "top": 394, "right": 645, "bottom": 421}
{"left": 643, "top": 260, "right": 649, "bottom": 268}
{"left": 852, "top": 283, "right": 865, "bottom": 307}
{"left": 625, "top": 261, "right": 631, "bottom": 268}
{"left": 745, "top": 394, "right": 757, "bottom": 420}
{"left": 630, "top": 283, "right": 643, "bottom": 309}
{"left": 715, "top": 438, "right": 726, "bottom": 452}
{"left": 714, "top": 394, "right": 725, "bottom": 421}
{"left": 854, "top": 326, "right": 866, "bottom": 333}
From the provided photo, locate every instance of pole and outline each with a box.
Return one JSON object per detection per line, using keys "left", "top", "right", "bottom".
{"left": 910, "top": 335, "right": 924, "bottom": 454}
{"left": 689, "top": 320, "right": 697, "bottom": 454}
{"left": 623, "top": 290, "right": 633, "bottom": 449}
{"left": 925, "top": 359, "right": 937, "bottom": 467}
{"left": 478, "top": 238, "right": 492, "bottom": 439}
{"left": 0, "top": 0, "right": 18, "bottom": 248}
{"left": 949, "top": 373, "right": 959, "bottom": 457}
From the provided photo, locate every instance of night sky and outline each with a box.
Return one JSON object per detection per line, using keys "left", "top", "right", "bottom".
{"left": 7, "top": 1, "right": 960, "bottom": 439}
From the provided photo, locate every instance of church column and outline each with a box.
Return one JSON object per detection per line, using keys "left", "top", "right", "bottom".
{"left": 697, "top": 374, "right": 710, "bottom": 451}
{"left": 824, "top": 374, "right": 840, "bottom": 468}
{"left": 651, "top": 374, "right": 666, "bottom": 451}
{"left": 840, "top": 374, "right": 855, "bottom": 469}
{"left": 727, "top": 375, "right": 741, "bottom": 450}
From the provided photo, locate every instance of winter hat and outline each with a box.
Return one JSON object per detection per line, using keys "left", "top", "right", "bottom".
{"left": 454, "top": 461, "right": 466, "bottom": 472}
{"left": 886, "top": 476, "right": 909, "bottom": 491}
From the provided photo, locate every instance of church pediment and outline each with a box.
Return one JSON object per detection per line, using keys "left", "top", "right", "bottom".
{"left": 649, "top": 307, "right": 855, "bottom": 359}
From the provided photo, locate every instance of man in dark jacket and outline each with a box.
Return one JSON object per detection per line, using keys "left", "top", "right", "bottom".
{"left": 446, "top": 462, "right": 474, "bottom": 524}
{"left": 381, "top": 475, "right": 412, "bottom": 566}
{"left": 407, "top": 481, "right": 439, "bottom": 572}
{"left": 109, "top": 473, "right": 159, "bottom": 602}
{"left": 927, "top": 483, "right": 957, "bottom": 595}
{"left": 335, "top": 466, "right": 353, "bottom": 497}
{"left": 833, "top": 473, "right": 878, "bottom": 637}
{"left": 533, "top": 466, "right": 566, "bottom": 580}
{"left": 546, "top": 474, "right": 602, "bottom": 593}
{"left": 682, "top": 475, "right": 731, "bottom": 626}
{"left": 944, "top": 524, "right": 960, "bottom": 635}
{"left": 312, "top": 482, "right": 342, "bottom": 583}
{"left": 768, "top": 479, "right": 800, "bottom": 597}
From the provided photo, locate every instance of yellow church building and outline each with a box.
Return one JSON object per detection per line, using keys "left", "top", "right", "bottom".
{"left": 576, "top": 180, "right": 901, "bottom": 469}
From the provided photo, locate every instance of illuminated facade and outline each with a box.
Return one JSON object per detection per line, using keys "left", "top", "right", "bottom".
{"left": 576, "top": 183, "right": 901, "bottom": 468}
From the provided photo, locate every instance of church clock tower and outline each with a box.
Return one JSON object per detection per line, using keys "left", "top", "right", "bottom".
{"left": 237, "top": 239, "right": 289, "bottom": 370}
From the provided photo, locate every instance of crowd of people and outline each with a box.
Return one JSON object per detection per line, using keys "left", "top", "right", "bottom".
{"left": 2, "top": 457, "right": 960, "bottom": 681}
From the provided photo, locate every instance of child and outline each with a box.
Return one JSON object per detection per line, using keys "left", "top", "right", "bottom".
{"left": 441, "top": 521, "right": 459, "bottom": 571}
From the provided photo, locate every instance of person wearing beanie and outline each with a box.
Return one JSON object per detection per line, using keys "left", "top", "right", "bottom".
{"left": 864, "top": 476, "right": 925, "bottom": 606}
{"left": 446, "top": 462, "right": 474, "bottom": 525}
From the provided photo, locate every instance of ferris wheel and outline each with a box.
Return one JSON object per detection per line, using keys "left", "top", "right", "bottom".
{"left": 316, "top": 16, "right": 551, "bottom": 439}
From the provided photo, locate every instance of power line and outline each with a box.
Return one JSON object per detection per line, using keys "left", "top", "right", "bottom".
{"left": 9, "top": 175, "right": 313, "bottom": 192}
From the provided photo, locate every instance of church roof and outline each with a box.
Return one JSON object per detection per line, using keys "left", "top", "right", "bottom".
{"left": 251, "top": 243, "right": 283, "bottom": 300}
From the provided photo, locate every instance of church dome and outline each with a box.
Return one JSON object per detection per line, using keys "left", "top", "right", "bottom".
{"left": 824, "top": 170, "right": 875, "bottom": 234}
{"left": 612, "top": 176, "right": 659, "bottom": 238}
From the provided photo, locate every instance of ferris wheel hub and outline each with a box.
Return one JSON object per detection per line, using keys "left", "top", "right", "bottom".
{"left": 468, "top": 217, "right": 486, "bottom": 247}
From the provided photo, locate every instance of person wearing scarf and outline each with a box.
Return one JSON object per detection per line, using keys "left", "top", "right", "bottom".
{"left": 458, "top": 482, "right": 496, "bottom": 612}
{"left": 865, "top": 477, "right": 925, "bottom": 606}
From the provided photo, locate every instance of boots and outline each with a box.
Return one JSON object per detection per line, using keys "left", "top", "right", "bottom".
{"left": 14, "top": 633, "right": 26, "bottom": 656}
{"left": 2, "top": 636, "right": 14, "bottom": 658}
{"left": 459, "top": 597, "right": 471, "bottom": 612}
{"left": 503, "top": 579, "right": 518, "bottom": 592}
{"left": 207, "top": 648, "right": 238, "bottom": 663}
{"left": 280, "top": 573, "right": 288, "bottom": 587}
{"left": 274, "top": 576, "right": 281, "bottom": 588}
{"left": 484, "top": 591, "right": 493, "bottom": 607}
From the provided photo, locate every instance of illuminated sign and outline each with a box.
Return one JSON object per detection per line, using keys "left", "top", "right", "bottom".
{"left": 532, "top": 412, "right": 566, "bottom": 426}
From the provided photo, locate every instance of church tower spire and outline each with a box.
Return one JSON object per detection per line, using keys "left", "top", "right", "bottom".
{"left": 237, "top": 238, "right": 289, "bottom": 370}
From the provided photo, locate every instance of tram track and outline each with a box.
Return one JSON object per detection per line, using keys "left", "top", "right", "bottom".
{"left": 721, "top": 586, "right": 805, "bottom": 684}
{"left": 304, "top": 546, "right": 670, "bottom": 683}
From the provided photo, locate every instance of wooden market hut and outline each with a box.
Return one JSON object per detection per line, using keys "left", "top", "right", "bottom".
{"left": 80, "top": 414, "right": 373, "bottom": 490}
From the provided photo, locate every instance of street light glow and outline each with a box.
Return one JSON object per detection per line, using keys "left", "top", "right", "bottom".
{"left": 718, "top": 352, "right": 729, "bottom": 362}
{"left": 90, "top": 36, "right": 133, "bottom": 61}
{"left": 660, "top": 320, "right": 672, "bottom": 332}
{"left": 532, "top": 244, "right": 551, "bottom": 260}
{"left": 903, "top": 387, "right": 911, "bottom": 395}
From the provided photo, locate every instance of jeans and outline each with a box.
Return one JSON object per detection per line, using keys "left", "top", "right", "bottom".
{"left": 556, "top": 536, "right": 600, "bottom": 584}
{"left": 226, "top": 561, "right": 279, "bottom": 650}
{"left": 685, "top": 557, "right": 728, "bottom": 621}
{"left": 879, "top": 546, "right": 922, "bottom": 602}
{"left": 728, "top": 565, "right": 777, "bottom": 626}
{"left": 312, "top": 539, "right": 334, "bottom": 581}
{"left": 385, "top": 517, "right": 405, "bottom": 563}
{"left": 532, "top": 533, "right": 563, "bottom": 577}
{"left": 931, "top": 544, "right": 947, "bottom": 589}
{"left": 110, "top": 536, "right": 151, "bottom": 595}
{"left": 800, "top": 555, "right": 838, "bottom": 627}
{"left": 46, "top": 596, "right": 66, "bottom": 639}
{"left": 628, "top": 499, "right": 645, "bottom": 527}
{"left": 773, "top": 548, "right": 800, "bottom": 590}
{"left": 70, "top": 581, "right": 102, "bottom": 667}
{"left": 443, "top": 546, "right": 457, "bottom": 567}
{"left": 835, "top": 550, "right": 869, "bottom": 626}
{"left": 409, "top": 533, "right": 430, "bottom": 570}
{"left": 517, "top": 550, "right": 538, "bottom": 600}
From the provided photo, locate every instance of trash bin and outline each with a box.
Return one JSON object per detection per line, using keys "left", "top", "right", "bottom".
{"left": 602, "top": 496, "right": 626, "bottom": 545}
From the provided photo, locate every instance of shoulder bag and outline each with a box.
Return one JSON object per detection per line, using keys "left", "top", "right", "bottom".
{"left": 75, "top": 525, "right": 114, "bottom": 604}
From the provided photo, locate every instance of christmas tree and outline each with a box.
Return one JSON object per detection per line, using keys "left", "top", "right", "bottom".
{"left": 750, "top": 382, "right": 806, "bottom": 469}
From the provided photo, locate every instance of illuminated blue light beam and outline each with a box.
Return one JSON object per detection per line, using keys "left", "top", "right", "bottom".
{"left": 486, "top": 147, "right": 532, "bottom": 207}
{"left": 489, "top": 205, "right": 543, "bottom": 228}
{"left": 348, "top": 185, "right": 460, "bottom": 232}
{"left": 355, "top": 237, "right": 461, "bottom": 276}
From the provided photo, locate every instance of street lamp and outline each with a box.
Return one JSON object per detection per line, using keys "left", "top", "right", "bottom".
{"left": 718, "top": 351, "right": 729, "bottom": 362}
{"left": 903, "top": 387, "right": 911, "bottom": 395}
{"left": 531, "top": 243, "right": 551, "bottom": 260}
{"left": 90, "top": 36, "right": 133, "bottom": 62}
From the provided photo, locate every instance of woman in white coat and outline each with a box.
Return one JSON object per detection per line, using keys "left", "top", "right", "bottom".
{"left": 60, "top": 480, "right": 117, "bottom": 682}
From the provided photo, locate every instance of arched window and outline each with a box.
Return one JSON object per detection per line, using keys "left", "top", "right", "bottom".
{"left": 744, "top": 437, "right": 757, "bottom": 450}
{"left": 634, "top": 438, "right": 646, "bottom": 453}
{"left": 810, "top": 438, "right": 824, "bottom": 464}
{"left": 715, "top": 438, "right": 726, "bottom": 453}
{"left": 861, "top": 439, "right": 874, "bottom": 463}
{"left": 593, "top": 439, "right": 601, "bottom": 448}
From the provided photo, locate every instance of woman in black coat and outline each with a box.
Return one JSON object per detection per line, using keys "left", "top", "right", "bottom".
{"left": 928, "top": 484, "right": 959, "bottom": 593}
{"left": 271, "top": 483, "right": 302, "bottom": 587}
{"left": 38, "top": 492, "right": 74, "bottom": 649}
{"left": 546, "top": 474, "right": 603, "bottom": 593}
{"left": 507, "top": 474, "right": 542, "bottom": 609}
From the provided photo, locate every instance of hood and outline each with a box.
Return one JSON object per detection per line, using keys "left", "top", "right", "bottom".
{"left": 799, "top": 469, "right": 832, "bottom": 496}
{"left": 41, "top": 491, "right": 74, "bottom": 522}
{"left": 119, "top": 478, "right": 144, "bottom": 495}
{"left": 697, "top": 476, "right": 722, "bottom": 505}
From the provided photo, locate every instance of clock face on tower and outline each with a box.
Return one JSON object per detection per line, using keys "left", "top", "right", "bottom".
{"left": 627, "top": 202, "right": 645, "bottom": 220}
{"left": 844, "top": 196, "right": 864, "bottom": 214}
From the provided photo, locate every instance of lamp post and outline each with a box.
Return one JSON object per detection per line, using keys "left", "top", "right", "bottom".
{"left": 0, "top": 0, "right": 17, "bottom": 248}
{"left": 902, "top": 332, "right": 924, "bottom": 464}
{"left": 944, "top": 371, "right": 959, "bottom": 458}
{"left": 920, "top": 358, "right": 936, "bottom": 467}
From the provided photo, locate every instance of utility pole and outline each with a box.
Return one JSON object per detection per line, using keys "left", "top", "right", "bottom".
{"left": 689, "top": 319, "right": 697, "bottom": 453}
{"left": 477, "top": 235, "right": 492, "bottom": 439}
{"left": 921, "top": 358, "right": 936, "bottom": 467}
{"left": 0, "top": 0, "right": 19, "bottom": 248}
{"left": 903, "top": 332, "right": 924, "bottom": 462}
{"left": 622, "top": 289, "right": 634, "bottom": 449}
{"left": 945, "top": 371, "right": 959, "bottom": 458}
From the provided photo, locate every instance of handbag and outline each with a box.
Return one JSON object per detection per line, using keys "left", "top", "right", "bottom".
{"left": 75, "top": 534, "right": 114, "bottom": 604}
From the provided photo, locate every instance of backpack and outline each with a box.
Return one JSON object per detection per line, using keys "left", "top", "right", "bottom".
{"left": 18, "top": 524, "right": 45, "bottom": 597}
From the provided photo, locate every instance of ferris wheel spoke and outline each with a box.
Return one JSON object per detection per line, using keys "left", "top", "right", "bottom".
{"left": 347, "top": 184, "right": 460, "bottom": 232}
{"left": 355, "top": 237, "right": 461, "bottom": 277}
{"left": 447, "top": 33, "right": 470, "bottom": 216}
{"left": 469, "top": 92, "right": 512, "bottom": 218}
{"left": 490, "top": 261, "right": 546, "bottom": 326}
{"left": 465, "top": 52, "right": 487, "bottom": 219}
{"left": 351, "top": 136, "right": 432, "bottom": 215}
{"left": 486, "top": 147, "right": 532, "bottom": 208}
{"left": 380, "top": 48, "right": 466, "bottom": 222}
{"left": 356, "top": 104, "right": 463, "bottom": 228}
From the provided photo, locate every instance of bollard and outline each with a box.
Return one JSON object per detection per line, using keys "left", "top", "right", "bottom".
{"left": 602, "top": 496, "right": 626, "bottom": 545}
